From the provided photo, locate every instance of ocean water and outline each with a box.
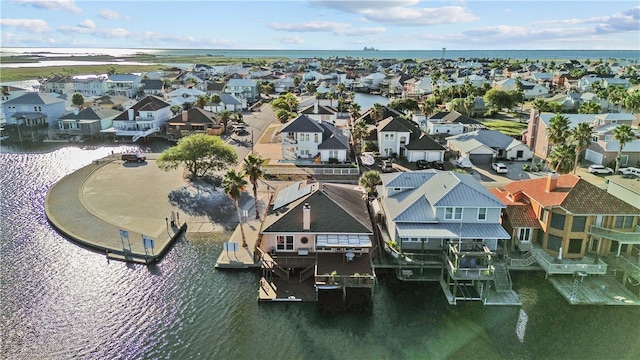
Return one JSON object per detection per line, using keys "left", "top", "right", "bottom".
{"left": 1, "top": 145, "right": 639, "bottom": 359}
{"left": 2, "top": 47, "right": 639, "bottom": 62}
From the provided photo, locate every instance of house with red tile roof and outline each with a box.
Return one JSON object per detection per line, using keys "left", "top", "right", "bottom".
{"left": 490, "top": 173, "right": 640, "bottom": 262}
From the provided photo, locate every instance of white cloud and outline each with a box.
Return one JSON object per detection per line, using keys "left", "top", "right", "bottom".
{"left": 535, "top": 6, "right": 639, "bottom": 34}
{"left": 268, "top": 21, "right": 385, "bottom": 36}
{"left": 77, "top": 19, "right": 95, "bottom": 29}
{"left": 275, "top": 35, "right": 305, "bottom": 45}
{"left": 0, "top": 18, "right": 50, "bottom": 33}
{"left": 99, "top": 8, "right": 128, "bottom": 20}
{"left": 309, "top": 0, "right": 476, "bottom": 26}
{"left": 58, "top": 25, "right": 131, "bottom": 38}
{"left": 10, "top": 0, "right": 82, "bottom": 14}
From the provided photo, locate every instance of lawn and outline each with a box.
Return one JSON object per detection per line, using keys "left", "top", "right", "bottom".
{"left": 479, "top": 119, "right": 528, "bottom": 136}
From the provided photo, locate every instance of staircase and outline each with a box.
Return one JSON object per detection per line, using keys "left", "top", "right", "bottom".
{"left": 493, "top": 263, "right": 513, "bottom": 292}
{"left": 508, "top": 251, "right": 537, "bottom": 267}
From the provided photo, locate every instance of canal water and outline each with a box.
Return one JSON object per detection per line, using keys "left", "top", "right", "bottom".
{"left": 1, "top": 145, "right": 639, "bottom": 360}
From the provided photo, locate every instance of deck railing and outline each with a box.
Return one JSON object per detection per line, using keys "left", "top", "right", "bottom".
{"left": 589, "top": 225, "right": 640, "bottom": 243}
{"left": 445, "top": 258, "right": 494, "bottom": 280}
{"left": 535, "top": 254, "right": 608, "bottom": 275}
{"left": 315, "top": 273, "right": 375, "bottom": 287}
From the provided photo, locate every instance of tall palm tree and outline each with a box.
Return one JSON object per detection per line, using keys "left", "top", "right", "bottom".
{"left": 195, "top": 95, "right": 208, "bottom": 109}
{"left": 219, "top": 110, "right": 234, "bottom": 131}
{"left": 419, "top": 98, "right": 437, "bottom": 118}
{"left": 352, "top": 120, "right": 370, "bottom": 153}
{"left": 210, "top": 93, "right": 221, "bottom": 112}
{"left": 223, "top": 169, "right": 248, "bottom": 248}
{"left": 613, "top": 124, "right": 634, "bottom": 173}
{"left": 243, "top": 154, "right": 265, "bottom": 220}
{"left": 547, "top": 144, "right": 576, "bottom": 174}
{"left": 370, "top": 103, "right": 385, "bottom": 124}
{"left": 532, "top": 98, "right": 548, "bottom": 112}
{"left": 569, "top": 122, "right": 594, "bottom": 174}
{"left": 336, "top": 82, "right": 346, "bottom": 98}
{"left": 349, "top": 102, "right": 361, "bottom": 122}
{"left": 358, "top": 170, "right": 381, "bottom": 197}
{"left": 327, "top": 92, "right": 335, "bottom": 108}
{"left": 546, "top": 114, "right": 571, "bottom": 147}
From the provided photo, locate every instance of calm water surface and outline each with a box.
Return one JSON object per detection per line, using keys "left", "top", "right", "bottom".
{"left": 1, "top": 145, "right": 639, "bottom": 360}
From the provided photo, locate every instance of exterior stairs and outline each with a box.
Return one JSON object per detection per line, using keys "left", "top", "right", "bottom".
{"left": 493, "top": 262, "right": 513, "bottom": 292}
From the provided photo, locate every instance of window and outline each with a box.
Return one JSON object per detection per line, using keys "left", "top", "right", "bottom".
{"left": 301, "top": 133, "right": 310, "bottom": 142}
{"left": 571, "top": 216, "right": 587, "bottom": 232}
{"left": 445, "top": 207, "right": 463, "bottom": 220}
{"left": 615, "top": 216, "right": 634, "bottom": 229}
{"left": 568, "top": 239, "right": 583, "bottom": 254}
{"left": 518, "top": 228, "right": 532, "bottom": 241}
{"left": 547, "top": 234, "right": 562, "bottom": 251}
{"left": 384, "top": 133, "right": 394, "bottom": 140}
{"left": 539, "top": 208, "right": 548, "bottom": 223}
{"left": 550, "top": 213, "right": 565, "bottom": 230}
{"left": 314, "top": 133, "right": 319, "bottom": 143}
{"left": 276, "top": 235, "right": 294, "bottom": 251}
{"left": 516, "top": 150, "right": 524, "bottom": 158}
{"left": 478, "top": 208, "right": 487, "bottom": 221}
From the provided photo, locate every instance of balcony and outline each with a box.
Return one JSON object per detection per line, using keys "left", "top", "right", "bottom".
{"left": 283, "top": 136, "right": 297, "bottom": 144}
{"left": 445, "top": 242, "right": 495, "bottom": 280}
{"left": 588, "top": 225, "right": 640, "bottom": 243}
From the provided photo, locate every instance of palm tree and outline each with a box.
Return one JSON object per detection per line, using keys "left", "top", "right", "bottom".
{"left": 195, "top": 95, "right": 208, "bottom": 109}
{"left": 546, "top": 114, "right": 571, "bottom": 147}
{"left": 336, "top": 82, "right": 346, "bottom": 98}
{"left": 219, "top": 110, "right": 234, "bottom": 131}
{"left": 358, "top": 170, "right": 381, "bottom": 197}
{"left": 243, "top": 154, "right": 265, "bottom": 220}
{"left": 569, "top": 122, "right": 594, "bottom": 174}
{"left": 532, "top": 98, "right": 548, "bottom": 112}
{"left": 623, "top": 91, "right": 640, "bottom": 113}
{"left": 352, "top": 120, "right": 370, "bottom": 153}
{"left": 210, "top": 93, "right": 221, "bottom": 112}
{"left": 578, "top": 101, "right": 601, "bottom": 114}
{"left": 547, "top": 144, "right": 576, "bottom": 174}
{"left": 370, "top": 103, "right": 385, "bottom": 124}
{"left": 349, "top": 102, "right": 361, "bottom": 122}
{"left": 327, "top": 92, "right": 335, "bottom": 108}
{"left": 613, "top": 124, "right": 634, "bottom": 173}
{"left": 223, "top": 169, "right": 248, "bottom": 248}
{"left": 419, "top": 98, "right": 437, "bottom": 118}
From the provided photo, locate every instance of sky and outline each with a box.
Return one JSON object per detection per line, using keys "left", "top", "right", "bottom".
{"left": 1, "top": 0, "right": 639, "bottom": 50}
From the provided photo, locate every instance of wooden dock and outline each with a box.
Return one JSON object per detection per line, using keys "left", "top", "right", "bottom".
{"left": 548, "top": 275, "right": 640, "bottom": 305}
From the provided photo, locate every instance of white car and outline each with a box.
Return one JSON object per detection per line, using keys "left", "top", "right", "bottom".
{"left": 587, "top": 165, "right": 613, "bottom": 175}
{"left": 491, "top": 162, "right": 508, "bottom": 174}
{"left": 618, "top": 167, "right": 640, "bottom": 177}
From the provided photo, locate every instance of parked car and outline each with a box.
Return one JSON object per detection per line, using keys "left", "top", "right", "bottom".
{"left": 618, "top": 167, "right": 640, "bottom": 177}
{"left": 587, "top": 164, "right": 613, "bottom": 175}
{"left": 381, "top": 160, "right": 393, "bottom": 173}
{"left": 491, "top": 162, "right": 508, "bottom": 174}
{"left": 121, "top": 153, "right": 146, "bottom": 163}
{"left": 416, "top": 160, "right": 445, "bottom": 170}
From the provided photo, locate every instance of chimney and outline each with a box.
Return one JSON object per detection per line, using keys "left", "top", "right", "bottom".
{"left": 314, "top": 100, "right": 319, "bottom": 114}
{"left": 302, "top": 203, "right": 311, "bottom": 230}
{"left": 546, "top": 172, "right": 558, "bottom": 192}
{"left": 182, "top": 110, "right": 188, "bottom": 122}
{"left": 128, "top": 108, "right": 134, "bottom": 120}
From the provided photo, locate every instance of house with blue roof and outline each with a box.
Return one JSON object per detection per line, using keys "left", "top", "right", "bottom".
{"left": 373, "top": 170, "right": 517, "bottom": 304}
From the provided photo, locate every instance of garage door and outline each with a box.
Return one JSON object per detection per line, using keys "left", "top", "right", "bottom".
{"left": 426, "top": 152, "right": 442, "bottom": 161}
{"left": 469, "top": 154, "right": 493, "bottom": 164}
{"left": 585, "top": 149, "right": 603, "bottom": 165}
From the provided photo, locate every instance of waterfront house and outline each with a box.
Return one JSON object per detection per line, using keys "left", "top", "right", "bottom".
{"left": 606, "top": 175, "right": 640, "bottom": 209}
{"left": 57, "top": 107, "right": 119, "bottom": 138}
{"left": 108, "top": 95, "right": 172, "bottom": 142}
{"left": 71, "top": 75, "right": 109, "bottom": 97}
{"left": 2, "top": 92, "right": 66, "bottom": 129}
{"left": 280, "top": 114, "right": 349, "bottom": 162}
{"left": 43, "top": 75, "right": 73, "bottom": 95}
{"left": 298, "top": 102, "right": 338, "bottom": 124}
{"left": 107, "top": 74, "right": 142, "bottom": 98}
{"left": 446, "top": 129, "right": 533, "bottom": 164}
{"left": 165, "top": 87, "right": 207, "bottom": 108}
{"left": 373, "top": 170, "right": 514, "bottom": 304}
{"left": 165, "top": 108, "right": 223, "bottom": 139}
{"left": 257, "top": 182, "right": 375, "bottom": 302}
{"left": 91, "top": 95, "right": 135, "bottom": 111}
{"left": 491, "top": 173, "right": 640, "bottom": 262}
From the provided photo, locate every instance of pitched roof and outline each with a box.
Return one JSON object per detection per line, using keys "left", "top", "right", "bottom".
{"left": 4, "top": 92, "right": 65, "bottom": 105}
{"left": 488, "top": 188, "right": 540, "bottom": 228}
{"left": 167, "top": 107, "right": 217, "bottom": 124}
{"left": 59, "top": 107, "right": 119, "bottom": 120}
{"left": 262, "top": 183, "right": 372, "bottom": 234}
{"left": 141, "top": 79, "right": 164, "bottom": 90}
{"left": 404, "top": 133, "right": 445, "bottom": 151}
{"left": 113, "top": 95, "right": 170, "bottom": 121}
{"left": 446, "top": 129, "right": 524, "bottom": 151}
{"left": 318, "top": 122, "right": 349, "bottom": 150}
{"left": 503, "top": 174, "right": 640, "bottom": 215}
{"left": 281, "top": 114, "right": 324, "bottom": 133}
{"left": 429, "top": 111, "right": 483, "bottom": 126}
